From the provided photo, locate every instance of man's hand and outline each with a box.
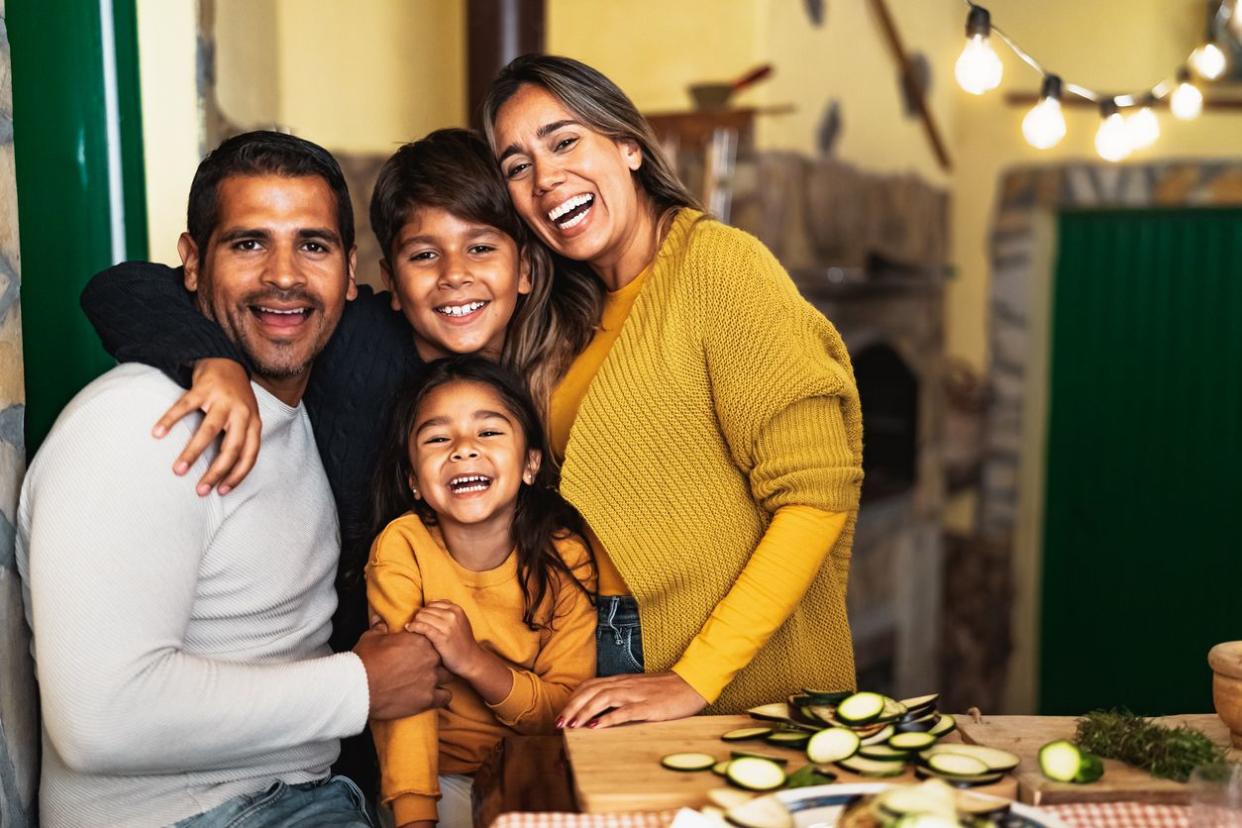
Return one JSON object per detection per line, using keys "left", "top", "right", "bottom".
{"left": 154, "top": 358, "right": 260, "bottom": 496}
{"left": 353, "top": 627, "right": 452, "bottom": 720}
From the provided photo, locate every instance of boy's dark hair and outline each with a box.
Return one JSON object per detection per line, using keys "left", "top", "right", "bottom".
{"left": 186, "top": 130, "right": 355, "bottom": 255}
{"left": 369, "top": 128, "right": 530, "bottom": 263}
{"left": 372, "top": 356, "right": 595, "bottom": 628}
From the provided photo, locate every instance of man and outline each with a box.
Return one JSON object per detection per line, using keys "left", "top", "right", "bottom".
{"left": 16, "top": 131, "right": 445, "bottom": 827}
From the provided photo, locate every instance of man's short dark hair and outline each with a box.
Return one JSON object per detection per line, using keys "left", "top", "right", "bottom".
{"left": 369, "top": 128, "right": 530, "bottom": 264}
{"left": 186, "top": 130, "right": 354, "bottom": 255}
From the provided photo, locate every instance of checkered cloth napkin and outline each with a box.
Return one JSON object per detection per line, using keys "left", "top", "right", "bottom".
{"left": 491, "top": 802, "right": 1191, "bottom": 828}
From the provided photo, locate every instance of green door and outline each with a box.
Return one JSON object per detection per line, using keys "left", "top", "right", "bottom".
{"left": 1040, "top": 208, "right": 1242, "bottom": 715}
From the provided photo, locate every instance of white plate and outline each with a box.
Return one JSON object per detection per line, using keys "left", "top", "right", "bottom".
{"left": 770, "top": 783, "right": 1070, "bottom": 828}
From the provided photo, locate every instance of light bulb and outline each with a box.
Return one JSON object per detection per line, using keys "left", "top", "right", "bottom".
{"left": 1095, "top": 100, "right": 1131, "bottom": 162}
{"left": 1126, "top": 104, "right": 1160, "bottom": 150}
{"left": 1191, "top": 43, "right": 1228, "bottom": 81}
{"left": 1232, "top": 2, "right": 1242, "bottom": 38}
{"left": 956, "top": 6, "right": 1004, "bottom": 95}
{"left": 1171, "top": 71, "right": 1204, "bottom": 120}
{"left": 1022, "top": 75, "right": 1067, "bottom": 149}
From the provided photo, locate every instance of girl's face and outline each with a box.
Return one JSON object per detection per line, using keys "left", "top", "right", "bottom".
{"left": 382, "top": 206, "right": 532, "bottom": 362}
{"left": 493, "top": 83, "right": 645, "bottom": 268}
{"left": 408, "top": 379, "right": 540, "bottom": 533}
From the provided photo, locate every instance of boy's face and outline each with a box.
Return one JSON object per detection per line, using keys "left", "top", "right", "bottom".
{"left": 382, "top": 206, "right": 531, "bottom": 363}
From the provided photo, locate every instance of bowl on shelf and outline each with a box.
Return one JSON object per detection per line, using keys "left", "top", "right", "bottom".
{"left": 1208, "top": 641, "right": 1242, "bottom": 748}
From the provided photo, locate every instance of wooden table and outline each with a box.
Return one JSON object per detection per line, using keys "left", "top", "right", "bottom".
{"left": 472, "top": 713, "right": 1236, "bottom": 824}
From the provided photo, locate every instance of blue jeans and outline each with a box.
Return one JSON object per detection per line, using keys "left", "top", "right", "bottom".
{"left": 175, "top": 775, "right": 373, "bottom": 828}
{"left": 596, "top": 595, "right": 645, "bottom": 677}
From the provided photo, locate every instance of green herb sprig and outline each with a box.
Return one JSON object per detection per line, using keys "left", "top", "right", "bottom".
{"left": 1074, "top": 709, "right": 1228, "bottom": 782}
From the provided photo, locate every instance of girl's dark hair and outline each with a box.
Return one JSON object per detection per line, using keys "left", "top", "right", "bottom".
{"left": 371, "top": 356, "right": 594, "bottom": 628}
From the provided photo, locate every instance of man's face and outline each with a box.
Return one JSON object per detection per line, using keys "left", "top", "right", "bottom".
{"left": 179, "top": 174, "right": 357, "bottom": 399}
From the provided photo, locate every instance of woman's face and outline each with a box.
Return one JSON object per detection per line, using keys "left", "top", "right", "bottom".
{"left": 382, "top": 206, "right": 531, "bottom": 362}
{"left": 493, "top": 83, "right": 645, "bottom": 267}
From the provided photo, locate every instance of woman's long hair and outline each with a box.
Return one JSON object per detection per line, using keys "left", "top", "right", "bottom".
{"left": 371, "top": 356, "right": 595, "bottom": 628}
{"left": 480, "top": 54, "right": 704, "bottom": 392}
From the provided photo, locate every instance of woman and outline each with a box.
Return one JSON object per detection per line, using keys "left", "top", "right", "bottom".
{"left": 481, "top": 55, "right": 864, "bottom": 727}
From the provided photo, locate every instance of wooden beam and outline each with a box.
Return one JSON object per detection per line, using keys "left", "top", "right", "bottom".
{"left": 868, "top": 0, "right": 953, "bottom": 172}
{"left": 1005, "top": 92, "right": 1242, "bottom": 110}
{"left": 466, "top": 0, "right": 544, "bottom": 130}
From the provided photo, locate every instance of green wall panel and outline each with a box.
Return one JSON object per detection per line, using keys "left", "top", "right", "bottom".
{"left": 9, "top": 0, "right": 146, "bottom": 453}
{"left": 1040, "top": 208, "right": 1242, "bottom": 715}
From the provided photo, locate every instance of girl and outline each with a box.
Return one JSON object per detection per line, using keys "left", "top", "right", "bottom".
{"left": 366, "top": 356, "right": 595, "bottom": 828}
{"left": 482, "top": 55, "right": 865, "bottom": 724}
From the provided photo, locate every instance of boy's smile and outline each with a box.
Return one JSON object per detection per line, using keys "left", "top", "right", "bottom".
{"left": 383, "top": 207, "right": 531, "bottom": 363}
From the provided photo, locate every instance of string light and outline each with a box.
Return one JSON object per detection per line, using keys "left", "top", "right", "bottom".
{"left": 1126, "top": 97, "right": 1161, "bottom": 151}
{"left": 955, "top": 6, "right": 1004, "bottom": 95}
{"left": 1231, "top": 0, "right": 1242, "bottom": 38}
{"left": 1022, "top": 75, "right": 1067, "bottom": 149}
{"left": 1095, "top": 99, "right": 1132, "bottom": 162}
{"left": 1190, "top": 42, "right": 1228, "bottom": 80}
{"left": 1171, "top": 69, "right": 1205, "bottom": 120}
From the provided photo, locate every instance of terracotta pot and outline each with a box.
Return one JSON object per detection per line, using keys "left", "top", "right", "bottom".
{"left": 1209, "top": 641, "right": 1242, "bottom": 749}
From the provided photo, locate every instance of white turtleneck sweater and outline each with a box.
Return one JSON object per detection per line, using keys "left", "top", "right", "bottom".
{"left": 16, "top": 364, "right": 370, "bottom": 827}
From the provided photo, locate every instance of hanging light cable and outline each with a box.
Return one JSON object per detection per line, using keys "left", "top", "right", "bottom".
{"left": 1095, "top": 99, "right": 1132, "bottom": 162}
{"left": 1171, "top": 68, "right": 1205, "bottom": 120}
{"left": 956, "top": 5, "right": 1004, "bottom": 95}
{"left": 1022, "top": 74, "right": 1067, "bottom": 149}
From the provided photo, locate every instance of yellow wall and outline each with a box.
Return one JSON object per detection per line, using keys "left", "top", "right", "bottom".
{"left": 136, "top": 0, "right": 201, "bottom": 265}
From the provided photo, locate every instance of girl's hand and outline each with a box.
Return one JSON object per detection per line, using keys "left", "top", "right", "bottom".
{"left": 408, "top": 600, "right": 484, "bottom": 677}
{"left": 153, "top": 358, "right": 260, "bottom": 496}
{"left": 556, "top": 672, "right": 708, "bottom": 729}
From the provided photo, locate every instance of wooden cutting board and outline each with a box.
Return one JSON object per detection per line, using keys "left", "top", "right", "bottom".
{"left": 956, "top": 714, "right": 1235, "bottom": 805}
{"left": 563, "top": 714, "right": 1017, "bottom": 814}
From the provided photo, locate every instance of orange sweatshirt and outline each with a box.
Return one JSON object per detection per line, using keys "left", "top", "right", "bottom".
{"left": 366, "top": 514, "right": 596, "bottom": 824}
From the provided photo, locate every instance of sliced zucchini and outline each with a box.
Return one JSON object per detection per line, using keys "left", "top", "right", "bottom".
{"left": 889, "top": 731, "right": 938, "bottom": 751}
{"left": 927, "top": 753, "right": 989, "bottom": 776}
{"left": 726, "top": 757, "right": 788, "bottom": 792}
{"left": 895, "top": 714, "right": 939, "bottom": 733}
{"left": 707, "top": 788, "right": 757, "bottom": 810}
{"left": 914, "top": 767, "right": 1004, "bottom": 788}
{"left": 802, "top": 688, "right": 852, "bottom": 704}
{"left": 898, "top": 693, "right": 941, "bottom": 711}
{"left": 921, "top": 743, "right": 1020, "bottom": 773}
{"left": 805, "top": 705, "right": 838, "bottom": 725}
{"left": 792, "top": 706, "right": 829, "bottom": 727}
{"left": 724, "top": 793, "right": 794, "bottom": 828}
{"left": 747, "top": 703, "right": 793, "bottom": 723}
{"left": 857, "top": 743, "right": 911, "bottom": 762}
{"left": 806, "top": 727, "right": 861, "bottom": 764}
{"left": 927, "top": 714, "right": 956, "bottom": 737}
{"left": 731, "top": 750, "right": 790, "bottom": 766}
{"left": 661, "top": 752, "right": 717, "bottom": 772}
{"left": 954, "top": 790, "right": 1012, "bottom": 818}
{"left": 837, "top": 754, "right": 907, "bottom": 777}
{"left": 1039, "top": 740, "right": 1103, "bottom": 783}
{"left": 713, "top": 760, "right": 733, "bottom": 777}
{"left": 876, "top": 779, "right": 958, "bottom": 819}
{"left": 876, "top": 697, "right": 909, "bottom": 722}
{"left": 860, "top": 724, "right": 897, "bottom": 746}
{"left": 835, "top": 692, "right": 886, "bottom": 725}
{"left": 765, "top": 731, "right": 809, "bottom": 749}
{"left": 722, "top": 727, "right": 774, "bottom": 742}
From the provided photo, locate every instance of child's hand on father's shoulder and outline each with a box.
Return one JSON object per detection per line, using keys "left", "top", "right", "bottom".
{"left": 353, "top": 625, "right": 452, "bottom": 720}
{"left": 154, "top": 358, "right": 261, "bottom": 497}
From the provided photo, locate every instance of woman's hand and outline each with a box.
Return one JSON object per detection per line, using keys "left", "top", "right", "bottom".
{"left": 556, "top": 672, "right": 708, "bottom": 729}
{"left": 407, "top": 600, "right": 485, "bottom": 677}
{"left": 152, "top": 358, "right": 261, "bottom": 496}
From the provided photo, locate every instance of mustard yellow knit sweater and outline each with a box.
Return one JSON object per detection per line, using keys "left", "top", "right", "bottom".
{"left": 559, "top": 209, "right": 864, "bottom": 712}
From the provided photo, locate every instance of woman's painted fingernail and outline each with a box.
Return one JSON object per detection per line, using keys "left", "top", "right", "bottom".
{"left": 174, "top": 462, "right": 189, "bottom": 475}
{"left": 567, "top": 719, "right": 577, "bottom": 728}
{"left": 555, "top": 717, "right": 565, "bottom": 729}
{"left": 587, "top": 719, "right": 600, "bottom": 729}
